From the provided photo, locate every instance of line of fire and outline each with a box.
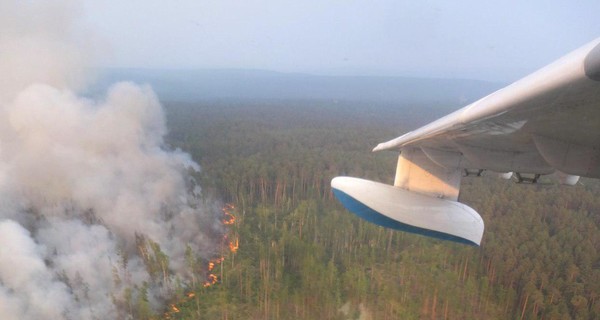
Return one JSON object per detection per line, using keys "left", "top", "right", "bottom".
{"left": 164, "top": 204, "right": 239, "bottom": 319}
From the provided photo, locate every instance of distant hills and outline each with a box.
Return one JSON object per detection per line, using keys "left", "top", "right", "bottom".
{"left": 91, "top": 68, "right": 503, "bottom": 107}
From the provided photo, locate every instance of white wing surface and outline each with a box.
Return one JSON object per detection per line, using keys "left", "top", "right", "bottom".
{"left": 332, "top": 38, "right": 600, "bottom": 245}
{"left": 374, "top": 38, "right": 600, "bottom": 178}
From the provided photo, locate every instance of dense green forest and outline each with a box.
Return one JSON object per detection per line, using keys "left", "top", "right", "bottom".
{"left": 156, "top": 99, "right": 599, "bottom": 319}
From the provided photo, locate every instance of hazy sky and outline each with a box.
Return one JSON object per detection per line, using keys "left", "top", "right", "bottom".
{"left": 82, "top": 0, "right": 600, "bottom": 81}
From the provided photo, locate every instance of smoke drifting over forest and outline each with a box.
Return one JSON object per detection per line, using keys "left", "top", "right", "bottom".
{"left": 0, "top": 2, "right": 222, "bottom": 319}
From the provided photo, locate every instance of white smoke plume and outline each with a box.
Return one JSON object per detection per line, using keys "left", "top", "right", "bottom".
{"left": 0, "top": 1, "right": 223, "bottom": 319}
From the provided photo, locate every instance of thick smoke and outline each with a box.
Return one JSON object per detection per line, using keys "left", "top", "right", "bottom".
{"left": 0, "top": 2, "right": 222, "bottom": 319}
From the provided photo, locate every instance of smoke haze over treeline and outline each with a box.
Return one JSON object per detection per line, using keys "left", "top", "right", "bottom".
{"left": 95, "top": 68, "right": 503, "bottom": 106}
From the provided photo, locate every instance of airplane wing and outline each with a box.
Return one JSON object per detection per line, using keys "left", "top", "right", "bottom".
{"left": 332, "top": 38, "right": 600, "bottom": 246}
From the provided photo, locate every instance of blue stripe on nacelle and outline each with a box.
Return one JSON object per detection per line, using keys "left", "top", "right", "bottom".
{"left": 332, "top": 188, "right": 478, "bottom": 246}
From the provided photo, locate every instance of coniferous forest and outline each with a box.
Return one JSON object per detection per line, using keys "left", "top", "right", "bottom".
{"left": 159, "top": 99, "right": 600, "bottom": 319}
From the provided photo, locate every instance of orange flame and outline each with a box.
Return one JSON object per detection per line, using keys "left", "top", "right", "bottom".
{"left": 228, "top": 237, "right": 239, "bottom": 253}
{"left": 222, "top": 204, "right": 239, "bottom": 253}
{"left": 222, "top": 204, "right": 236, "bottom": 225}
{"left": 203, "top": 274, "right": 218, "bottom": 288}
{"left": 203, "top": 257, "right": 224, "bottom": 288}
{"left": 163, "top": 292, "right": 198, "bottom": 318}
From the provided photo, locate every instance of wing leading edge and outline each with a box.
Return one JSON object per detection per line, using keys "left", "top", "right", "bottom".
{"left": 332, "top": 38, "right": 600, "bottom": 245}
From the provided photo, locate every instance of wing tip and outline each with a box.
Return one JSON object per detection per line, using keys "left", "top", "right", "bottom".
{"left": 372, "top": 144, "right": 385, "bottom": 152}
{"left": 331, "top": 177, "right": 484, "bottom": 246}
{"left": 584, "top": 40, "right": 600, "bottom": 81}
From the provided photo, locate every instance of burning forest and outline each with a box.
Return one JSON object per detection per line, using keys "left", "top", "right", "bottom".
{"left": 0, "top": 1, "right": 230, "bottom": 319}
{"left": 164, "top": 204, "right": 239, "bottom": 319}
